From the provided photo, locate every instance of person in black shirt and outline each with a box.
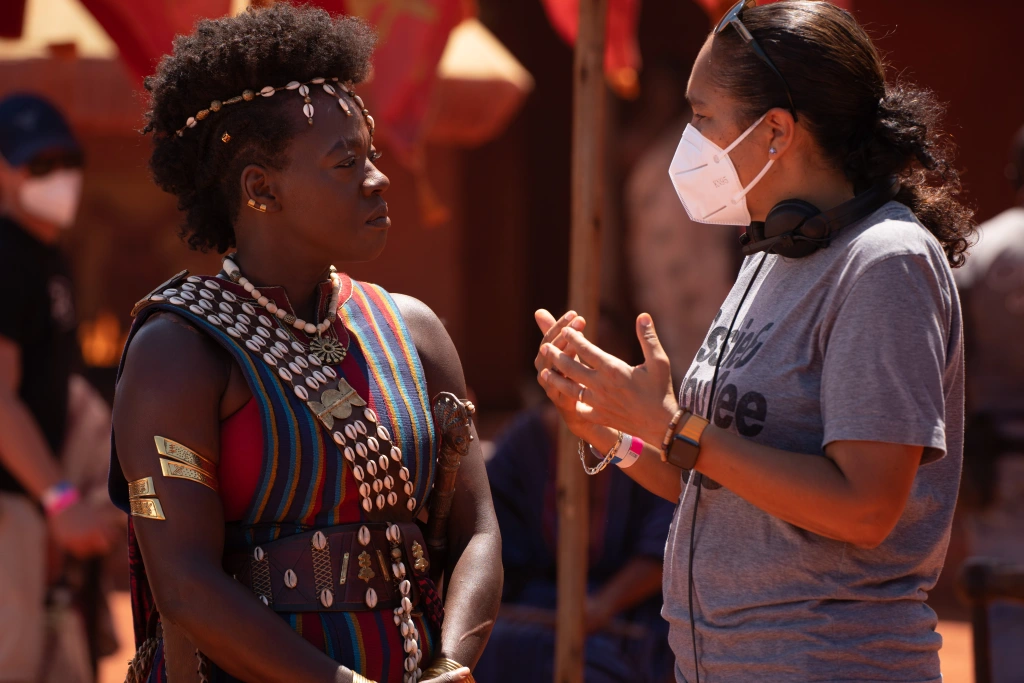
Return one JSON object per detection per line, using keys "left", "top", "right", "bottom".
{"left": 0, "top": 93, "right": 119, "bottom": 681}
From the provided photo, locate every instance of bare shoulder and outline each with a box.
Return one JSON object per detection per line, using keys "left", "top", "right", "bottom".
{"left": 113, "top": 312, "right": 231, "bottom": 473}
{"left": 390, "top": 293, "right": 466, "bottom": 396}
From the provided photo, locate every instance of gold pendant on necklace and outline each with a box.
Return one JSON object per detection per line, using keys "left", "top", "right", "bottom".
{"left": 310, "top": 335, "right": 347, "bottom": 364}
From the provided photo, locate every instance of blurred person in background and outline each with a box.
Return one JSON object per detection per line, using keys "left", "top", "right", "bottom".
{"left": 475, "top": 313, "right": 674, "bottom": 683}
{"left": 0, "top": 93, "right": 121, "bottom": 682}
{"left": 955, "top": 124, "right": 1024, "bottom": 683}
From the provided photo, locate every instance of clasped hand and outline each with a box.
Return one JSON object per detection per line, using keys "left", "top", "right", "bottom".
{"left": 533, "top": 309, "right": 679, "bottom": 448}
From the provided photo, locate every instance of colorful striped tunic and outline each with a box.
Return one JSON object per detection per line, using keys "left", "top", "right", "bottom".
{"left": 109, "top": 272, "right": 441, "bottom": 682}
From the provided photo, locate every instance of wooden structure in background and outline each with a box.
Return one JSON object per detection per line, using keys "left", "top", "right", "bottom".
{"left": 554, "top": 0, "right": 607, "bottom": 681}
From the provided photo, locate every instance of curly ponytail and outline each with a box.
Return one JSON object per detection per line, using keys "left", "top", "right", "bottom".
{"left": 710, "top": 1, "right": 975, "bottom": 267}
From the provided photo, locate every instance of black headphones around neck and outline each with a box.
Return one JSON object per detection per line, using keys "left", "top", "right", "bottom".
{"left": 739, "top": 177, "right": 900, "bottom": 258}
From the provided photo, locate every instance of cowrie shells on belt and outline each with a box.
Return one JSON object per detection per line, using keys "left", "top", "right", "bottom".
{"left": 404, "top": 481, "right": 414, "bottom": 496}
{"left": 362, "top": 498, "right": 372, "bottom": 513}
{"left": 356, "top": 442, "right": 368, "bottom": 458}
{"left": 253, "top": 546, "right": 265, "bottom": 561}
{"left": 378, "top": 455, "right": 389, "bottom": 471}
{"left": 332, "top": 431, "right": 345, "bottom": 445}
{"left": 391, "top": 446, "right": 402, "bottom": 462}
{"left": 355, "top": 420, "right": 367, "bottom": 435}
{"left": 278, "top": 367, "right": 293, "bottom": 381}
{"left": 387, "top": 491, "right": 398, "bottom": 506}
{"left": 373, "top": 480, "right": 383, "bottom": 493}
{"left": 359, "top": 482, "right": 370, "bottom": 498}
{"left": 353, "top": 465, "right": 365, "bottom": 481}
{"left": 242, "top": 303, "right": 256, "bottom": 315}
{"left": 358, "top": 525, "right": 371, "bottom": 546}
{"left": 289, "top": 362, "right": 302, "bottom": 375}
{"left": 258, "top": 315, "right": 273, "bottom": 327}
{"left": 365, "top": 587, "right": 378, "bottom": 609}
{"left": 377, "top": 426, "right": 390, "bottom": 441}
{"left": 294, "top": 385, "right": 309, "bottom": 400}
{"left": 345, "top": 424, "right": 358, "bottom": 441}
{"left": 406, "top": 497, "right": 417, "bottom": 512}
{"left": 376, "top": 494, "right": 385, "bottom": 509}
{"left": 284, "top": 569, "right": 298, "bottom": 589}
{"left": 344, "top": 447, "right": 355, "bottom": 463}
{"left": 320, "top": 588, "right": 334, "bottom": 608}
{"left": 366, "top": 460, "right": 378, "bottom": 477}
{"left": 312, "top": 531, "right": 328, "bottom": 550}
{"left": 367, "top": 437, "right": 379, "bottom": 452}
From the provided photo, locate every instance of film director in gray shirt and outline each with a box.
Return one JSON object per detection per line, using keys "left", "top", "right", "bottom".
{"left": 534, "top": 2, "right": 975, "bottom": 682}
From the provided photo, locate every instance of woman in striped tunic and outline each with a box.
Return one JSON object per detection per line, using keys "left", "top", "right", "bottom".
{"left": 107, "top": 5, "right": 501, "bottom": 682}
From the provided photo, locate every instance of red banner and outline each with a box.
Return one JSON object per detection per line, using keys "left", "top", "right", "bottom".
{"left": 323, "top": 0, "right": 463, "bottom": 161}
{"left": 540, "top": 0, "right": 641, "bottom": 98}
{"left": 79, "top": 0, "right": 230, "bottom": 82}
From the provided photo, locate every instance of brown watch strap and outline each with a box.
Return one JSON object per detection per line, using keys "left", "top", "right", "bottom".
{"left": 664, "top": 413, "right": 709, "bottom": 470}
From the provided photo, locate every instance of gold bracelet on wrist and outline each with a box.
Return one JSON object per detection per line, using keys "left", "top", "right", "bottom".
{"left": 422, "top": 658, "right": 474, "bottom": 681}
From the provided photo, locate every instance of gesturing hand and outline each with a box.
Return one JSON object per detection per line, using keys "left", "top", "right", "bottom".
{"left": 534, "top": 309, "right": 612, "bottom": 447}
{"left": 537, "top": 313, "right": 679, "bottom": 447}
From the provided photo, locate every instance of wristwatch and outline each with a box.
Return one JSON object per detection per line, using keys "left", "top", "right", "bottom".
{"left": 665, "top": 412, "right": 709, "bottom": 471}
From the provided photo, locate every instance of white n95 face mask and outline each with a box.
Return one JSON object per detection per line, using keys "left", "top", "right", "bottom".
{"left": 668, "top": 112, "right": 772, "bottom": 226}
{"left": 18, "top": 169, "right": 83, "bottom": 229}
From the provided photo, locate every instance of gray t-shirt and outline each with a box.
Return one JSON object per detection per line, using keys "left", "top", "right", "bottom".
{"left": 663, "top": 202, "right": 964, "bottom": 683}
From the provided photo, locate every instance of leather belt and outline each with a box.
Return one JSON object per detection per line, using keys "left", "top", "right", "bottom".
{"left": 224, "top": 521, "right": 429, "bottom": 613}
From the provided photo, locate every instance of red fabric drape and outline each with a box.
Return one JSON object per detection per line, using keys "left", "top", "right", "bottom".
{"left": 321, "top": 0, "right": 463, "bottom": 162}
{"left": 540, "top": 0, "right": 641, "bottom": 98}
{"left": 79, "top": 0, "right": 231, "bottom": 82}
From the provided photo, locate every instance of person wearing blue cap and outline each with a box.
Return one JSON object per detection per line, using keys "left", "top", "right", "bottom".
{"left": 0, "top": 92, "right": 120, "bottom": 681}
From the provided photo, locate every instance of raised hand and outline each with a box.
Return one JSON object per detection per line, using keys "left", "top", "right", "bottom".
{"left": 538, "top": 313, "right": 678, "bottom": 447}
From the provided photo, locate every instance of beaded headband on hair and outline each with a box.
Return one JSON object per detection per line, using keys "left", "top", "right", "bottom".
{"left": 174, "top": 76, "right": 374, "bottom": 139}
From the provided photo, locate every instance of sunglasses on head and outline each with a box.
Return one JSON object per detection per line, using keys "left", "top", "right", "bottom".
{"left": 715, "top": 0, "right": 799, "bottom": 121}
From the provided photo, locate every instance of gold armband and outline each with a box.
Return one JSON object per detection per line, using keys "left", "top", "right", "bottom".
{"left": 128, "top": 476, "right": 165, "bottom": 521}
{"left": 154, "top": 436, "right": 219, "bottom": 493}
{"left": 159, "top": 458, "right": 219, "bottom": 492}
{"left": 155, "top": 436, "right": 216, "bottom": 472}
{"left": 422, "top": 658, "right": 474, "bottom": 682}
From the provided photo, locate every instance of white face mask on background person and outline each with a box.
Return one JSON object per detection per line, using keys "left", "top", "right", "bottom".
{"left": 18, "top": 168, "right": 83, "bottom": 229}
{"left": 668, "top": 112, "right": 773, "bottom": 226}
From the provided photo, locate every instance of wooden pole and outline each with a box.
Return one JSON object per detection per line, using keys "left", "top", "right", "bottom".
{"left": 554, "top": 0, "right": 607, "bottom": 681}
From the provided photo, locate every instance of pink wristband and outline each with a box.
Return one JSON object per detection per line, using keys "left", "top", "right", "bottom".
{"left": 612, "top": 435, "right": 643, "bottom": 469}
{"left": 41, "top": 482, "right": 79, "bottom": 517}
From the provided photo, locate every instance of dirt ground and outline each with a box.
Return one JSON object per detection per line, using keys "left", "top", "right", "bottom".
{"left": 96, "top": 591, "right": 976, "bottom": 683}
